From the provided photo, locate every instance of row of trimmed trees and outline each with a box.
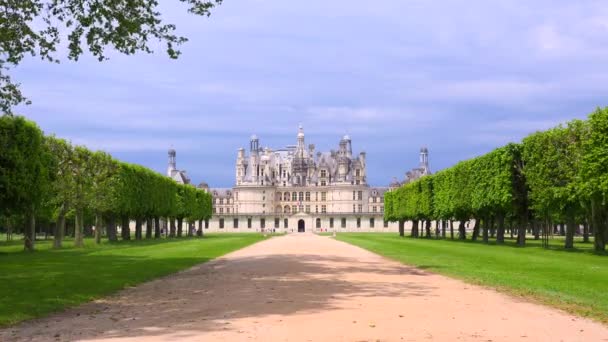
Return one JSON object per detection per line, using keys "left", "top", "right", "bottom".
{"left": 385, "top": 107, "right": 608, "bottom": 252}
{"left": 0, "top": 115, "right": 212, "bottom": 251}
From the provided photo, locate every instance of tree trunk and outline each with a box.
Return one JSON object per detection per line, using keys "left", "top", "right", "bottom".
{"left": 135, "top": 218, "right": 142, "bottom": 240}
{"left": 449, "top": 220, "right": 454, "bottom": 239}
{"left": 496, "top": 215, "right": 505, "bottom": 244}
{"left": 177, "top": 218, "right": 183, "bottom": 237}
{"left": 74, "top": 208, "right": 84, "bottom": 248}
{"left": 411, "top": 220, "right": 419, "bottom": 238}
{"left": 169, "top": 218, "right": 176, "bottom": 237}
{"left": 54, "top": 205, "right": 66, "bottom": 248}
{"left": 458, "top": 220, "right": 466, "bottom": 240}
{"left": 107, "top": 215, "right": 118, "bottom": 242}
{"left": 441, "top": 220, "right": 446, "bottom": 239}
{"left": 564, "top": 210, "right": 576, "bottom": 249}
{"left": 95, "top": 213, "right": 103, "bottom": 244}
{"left": 583, "top": 221, "right": 590, "bottom": 243}
{"left": 482, "top": 217, "right": 489, "bottom": 243}
{"left": 24, "top": 210, "right": 36, "bottom": 252}
{"left": 434, "top": 220, "right": 440, "bottom": 238}
{"left": 424, "top": 220, "right": 431, "bottom": 238}
{"left": 471, "top": 218, "right": 480, "bottom": 241}
{"left": 398, "top": 220, "right": 404, "bottom": 237}
{"left": 197, "top": 219, "right": 203, "bottom": 237}
{"left": 121, "top": 216, "right": 131, "bottom": 241}
{"left": 154, "top": 217, "right": 161, "bottom": 239}
{"left": 591, "top": 197, "right": 605, "bottom": 252}
{"left": 517, "top": 224, "right": 526, "bottom": 246}
{"left": 145, "top": 218, "right": 153, "bottom": 239}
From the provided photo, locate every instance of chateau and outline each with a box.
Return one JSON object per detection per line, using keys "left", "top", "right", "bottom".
{"left": 168, "top": 126, "right": 430, "bottom": 233}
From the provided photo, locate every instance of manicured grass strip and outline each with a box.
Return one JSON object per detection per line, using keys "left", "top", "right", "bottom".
{"left": 335, "top": 233, "right": 608, "bottom": 324}
{"left": 0, "top": 234, "right": 266, "bottom": 327}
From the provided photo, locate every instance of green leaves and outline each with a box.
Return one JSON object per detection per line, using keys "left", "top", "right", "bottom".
{"left": 386, "top": 107, "right": 606, "bottom": 245}
{"left": 0, "top": 115, "right": 212, "bottom": 249}
{"left": 1, "top": 0, "right": 223, "bottom": 113}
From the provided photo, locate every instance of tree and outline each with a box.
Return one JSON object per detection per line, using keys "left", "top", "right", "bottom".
{"left": 0, "top": 115, "right": 50, "bottom": 251}
{"left": 0, "top": 0, "right": 222, "bottom": 114}
{"left": 580, "top": 108, "right": 608, "bottom": 252}
{"left": 44, "top": 136, "right": 74, "bottom": 248}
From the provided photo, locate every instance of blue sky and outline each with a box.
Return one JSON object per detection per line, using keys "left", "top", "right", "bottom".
{"left": 14, "top": 0, "right": 608, "bottom": 187}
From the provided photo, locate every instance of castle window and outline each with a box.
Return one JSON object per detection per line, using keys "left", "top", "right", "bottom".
{"left": 357, "top": 217, "right": 361, "bottom": 228}
{"left": 233, "top": 218, "right": 238, "bottom": 228}
{"left": 329, "top": 218, "right": 334, "bottom": 228}
{"left": 284, "top": 192, "right": 290, "bottom": 201}
{"left": 219, "top": 198, "right": 224, "bottom": 205}
{"left": 370, "top": 218, "right": 375, "bottom": 228}
{"left": 219, "top": 219, "right": 224, "bottom": 229}
{"left": 373, "top": 206, "right": 377, "bottom": 213}
{"left": 352, "top": 204, "right": 355, "bottom": 213}
{"left": 305, "top": 192, "right": 310, "bottom": 201}
{"left": 358, "top": 204, "right": 362, "bottom": 213}
{"left": 284, "top": 218, "right": 289, "bottom": 228}
{"left": 316, "top": 218, "right": 321, "bottom": 229}
{"left": 292, "top": 205, "right": 297, "bottom": 213}
{"left": 299, "top": 205, "right": 304, "bottom": 212}
{"left": 292, "top": 192, "right": 297, "bottom": 201}
{"left": 284, "top": 205, "right": 291, "bottom": 213}
{"left": 315, "top": 192, "right": 318, "bottom": 201}
{"left": 277, "top": 192, "right": 282, "bottom": 201}
{"left": 220, "top": 208, "right": 224, "bottom": 214}
{"left": 321, "top": 205, "right": 327, "bottom": 213}
{"left": 358, "top": 191, "right": 363, "bottom": 200}
{"left": 373, "top": 197, "right": 377, "bottom": 203}
{"left": 275, "top": 218, "right": 280, "bottom": 228}
{"left": 341, "top": 218, "right": 346, "bottom": 228}
{"left": 299, "top": 192, "right": 304, "bottom": 201}
{"left": 321, "top": 170, "right": 327, "bottom": 178}
{"left": 356, "top": 180, "right": 360, "bottom": 185}
{"left": 212, "top": 208, "right": 216, "bottom": 214}
{"left": 321, "top": 180, "right": 326, "bottom": 186}
{"left": 260, "top": 218, "right": 265, "bottom": 229}
{"left": 315, "top": 205, "right": 318, "bottom": 213}
{"left": 380, "top": 206, "right": 384, "bottom": 212}
{"left": 352, "top": 191, "right": 356, "bottom": 200}
{"left": 321, "top": 192, "right": 327, "bottom": 201}
{"left": 248, "top": 218, "right": 252, "bottom": 228}
{"left": 356, "top": 169, "right": 360, "bottom": 177}
{"left": 305, "top": 205, "right": 310, "bottom": 213}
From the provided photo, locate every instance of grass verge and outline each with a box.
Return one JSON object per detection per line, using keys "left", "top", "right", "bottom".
{"left": 0, "top": 234, "right": 266, "bottom": 327}
{"left": 334, "top": 233, "right": 608, "bottom": 324}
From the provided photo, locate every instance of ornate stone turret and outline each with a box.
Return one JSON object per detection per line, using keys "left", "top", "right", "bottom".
{"left": 167, "top": 148, "right": 176, "bottom": 177}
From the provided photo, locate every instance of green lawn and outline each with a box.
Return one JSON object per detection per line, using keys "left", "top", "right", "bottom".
{"left": 335, "top": 233, "right": 608, "bottom": 324}
{"left": 0, "top": 234, "right": 266, "bottom": 327}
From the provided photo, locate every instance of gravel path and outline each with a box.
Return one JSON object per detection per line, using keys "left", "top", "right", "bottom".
{"left": 2, "top": 233, "right": 607, "bottom": 341}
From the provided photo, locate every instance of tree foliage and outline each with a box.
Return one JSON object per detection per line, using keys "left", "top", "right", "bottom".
{"left": 0, "top": 115, "right": 212, "bottom": 250}
{"left": 387, "top": 108, "right": 607, "bottom": 251}
{"left": 0, "top": 0, "right": 223, "bottom": 113}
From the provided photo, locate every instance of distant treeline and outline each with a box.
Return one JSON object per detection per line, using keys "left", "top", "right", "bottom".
{"left": 0, "top": 115, "right": 212, "bottom": 251}
{"left": 384, "top": 107, "right": 608, "bottom": 252}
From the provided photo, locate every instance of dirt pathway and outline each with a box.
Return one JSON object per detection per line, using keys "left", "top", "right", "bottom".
{"left": 2, "top": 234, "right": 607, "bottom": 341}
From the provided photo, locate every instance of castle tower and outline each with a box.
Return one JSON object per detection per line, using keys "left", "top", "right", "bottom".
{"left": 250, "top": 134, "right": 260, "bottom": 183}
{"left": 420, "top": 147, "right": 430, "bottom": 175}
{"left": 236, "top": 147, "right": 246, "bottom": 184}
{"left": 167, "top": 148, "right": 176, "bottom": 177}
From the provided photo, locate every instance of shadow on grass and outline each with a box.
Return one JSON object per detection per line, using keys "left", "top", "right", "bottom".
{"left": 394, "top": 235, "right": 607, "bottom": 256}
